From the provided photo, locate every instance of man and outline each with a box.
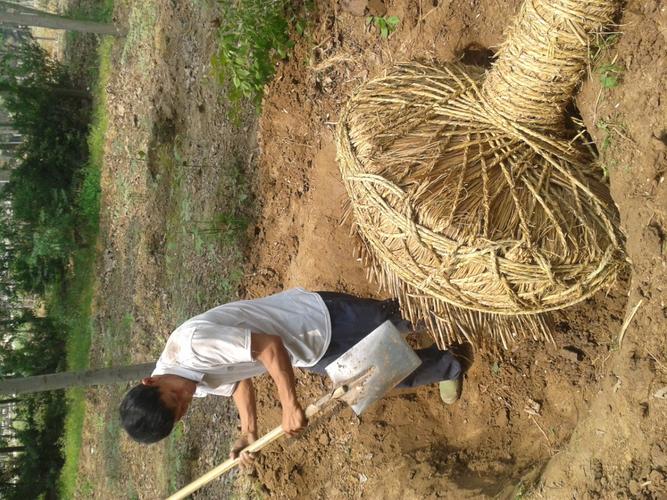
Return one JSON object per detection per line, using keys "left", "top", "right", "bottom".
{"left": 120, "top": 288, "right": 462, "bottom": 463}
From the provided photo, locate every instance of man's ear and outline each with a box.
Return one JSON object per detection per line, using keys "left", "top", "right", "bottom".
{"left": 141, "top": 376, "right": 157, "bottom": 386}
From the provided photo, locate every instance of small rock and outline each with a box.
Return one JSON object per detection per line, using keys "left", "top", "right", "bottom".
{"left": 559, "top": 346, "right": 584, "bottom": 362}
{"left": 651, "top": 133, "right": 667, "bottom": 150}
{"left": 340, "top": 0, "right": 368, "bottom": 16}
{"left": 650, "top": 445, "right": 667, "bottom": 467}
{"left": 368, "top": 0, "right": 387, "bottom": 16}
{"left": 525, "top": 398, "right": 542, "bottom": 416}
{"left": 649, "top": 469, "right": 664, "bottom": 484}
{"left": 318, "top": 433, "right": 330, "bottom": 446}
{"left": 653, "top": 385, "right": 667, "bottom": 399}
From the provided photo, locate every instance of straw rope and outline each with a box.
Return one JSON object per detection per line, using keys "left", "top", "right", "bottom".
{"left": 336, "top": 0, "right": 626, "bottom": 348}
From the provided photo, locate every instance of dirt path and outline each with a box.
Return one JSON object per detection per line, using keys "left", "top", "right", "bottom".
{"left": 80, "top": 0, "right": 665, "bottom": 498}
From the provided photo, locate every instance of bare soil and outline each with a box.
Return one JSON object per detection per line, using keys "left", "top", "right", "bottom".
{"left": 80, "top": 0, "right": 666, "bottom": 498}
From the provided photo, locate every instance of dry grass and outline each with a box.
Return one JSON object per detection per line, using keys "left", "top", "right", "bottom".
{"left": 336, "top": 0, "right": 627, "bottom": 349}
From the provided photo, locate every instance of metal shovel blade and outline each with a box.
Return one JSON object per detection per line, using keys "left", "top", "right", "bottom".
{"left": 324, "top": 320, "right": 422, "bottom": 415}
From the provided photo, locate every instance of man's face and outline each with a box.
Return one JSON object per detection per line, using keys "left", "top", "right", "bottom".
{"left": 141, "top": 374, "right": 196, "bottom": 420}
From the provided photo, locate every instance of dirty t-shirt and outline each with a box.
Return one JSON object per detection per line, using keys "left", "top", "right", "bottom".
{"left": 152, "top": 288, "right": 331, "bottom": 397}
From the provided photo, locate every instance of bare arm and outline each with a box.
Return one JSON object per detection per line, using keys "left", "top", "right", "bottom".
{"left": 251, "top": 332, "right": 307, "bottom": 436}
{"left": 232, "top": 378, "right": 257, "bottom": 436}
{"left": 230, "top": 378, "right": 258, "bottom": 465}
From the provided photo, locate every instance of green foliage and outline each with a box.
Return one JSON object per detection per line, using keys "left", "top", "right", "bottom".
{"left": 0, "top": 7, "right": 113, "bottom": 499}
{"left": 598, "top": 62, "right": 623, "bottom": 89}
{"left": 0, "top": 311, "right": 68, "bottom": 500}
{"left": 0, "top": 314, "right": 66, "bottom": 377}
{"left": 166, "top": 421, "right": 186, "bottom": 494}
{"left": 591, "top": 31, "right": 622, "bottom": 90}
{"left": 367, "top": 15, "right": 400, "bottom": 39}
{"left": 212, "top": 0, "right": 301, "bottom": 105}
{"left": 0, "top": 392, "right": 67, "bottom": 500}
{"left": 0, "top": 39, "right": 92, "bottom": 293}
{"left": 67, "top": 0, "right": 115, "bottom": 23}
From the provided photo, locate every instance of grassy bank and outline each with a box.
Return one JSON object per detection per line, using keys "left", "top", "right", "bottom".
{"left": 57, "top": 35, "right": 114, "bottom": 499}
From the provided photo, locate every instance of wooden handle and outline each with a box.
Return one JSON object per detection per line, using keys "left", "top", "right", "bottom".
{"left": 165, "top": 425, "right": 285, "bottom": 500}
{"left": 165, "top": 385, "right": 348, "bottom": 500}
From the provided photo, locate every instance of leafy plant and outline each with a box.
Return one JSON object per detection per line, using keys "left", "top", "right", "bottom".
{"left": 598, "top": 62, "right": 623, "bottom": 89}
{"left": 368, "top": 15, "right": 400, "bottom": 39}
{"left": 212, "top": 0, "right": 300, "bottom": 105}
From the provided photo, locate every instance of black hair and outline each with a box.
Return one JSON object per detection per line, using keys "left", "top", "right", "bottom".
{"left": 119, "top": 384, "right": 175, "bottom": 444}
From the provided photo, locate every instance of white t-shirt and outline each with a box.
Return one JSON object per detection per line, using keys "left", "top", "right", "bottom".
{"left": 152, "top": 288, "right": 331, "bottom": 397}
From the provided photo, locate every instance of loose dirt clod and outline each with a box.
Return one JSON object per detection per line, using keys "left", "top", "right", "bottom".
{"left": 337, "top": 0, "right": 627, "bottom": 349}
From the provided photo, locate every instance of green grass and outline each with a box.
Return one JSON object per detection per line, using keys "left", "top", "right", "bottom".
{"left": 121, "top": 2, "right": 158, "bottom": 67}
{"left": 57, "top": 34, "right": 114, "bottom": 500}
{"left": 591, "top": 31, "right": 621, "bottom": 63}
{"left": 67, "top": 0, "right": 115, "bottom": 23}
{"left": 101, "top": 389, "right": 124, "bottom": 482}
{"left": 590, "top": 31, "right": 623, "bottom": 90}
{"left": 596, "top": 118, "right": 632, "bottom": 180}
{"left": 165, "top": 421, "right": 187, "bottom": 495}
{"left": 158, "top": 143, "right": 250, "bottom": 323}
{"left": 62, "top": 0, "right": 116, "bottom": 83}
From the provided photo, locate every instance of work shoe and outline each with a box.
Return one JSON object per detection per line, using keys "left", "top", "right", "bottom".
{"left": 439, "top": 377, "right": 461, "bottom": 405}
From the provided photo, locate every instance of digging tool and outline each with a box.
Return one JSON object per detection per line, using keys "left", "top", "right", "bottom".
{"left": 166, "top": 320, "right": 421, "bottom": 500}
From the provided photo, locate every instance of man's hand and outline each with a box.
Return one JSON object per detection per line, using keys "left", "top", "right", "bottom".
{"left": 229, "top": 431, "right": 258, "bottom": 468}
{"left": 282, "top": 402, "right": 307, "bottom": 437}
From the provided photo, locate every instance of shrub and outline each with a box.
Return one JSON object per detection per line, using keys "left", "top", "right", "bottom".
{"left": 212, "top": 0, "right": 299, "bottom": 105}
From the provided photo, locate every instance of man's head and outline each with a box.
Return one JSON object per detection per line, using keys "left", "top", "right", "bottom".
{"left": 120, "top": 374, "right": 197, "bottom": 444}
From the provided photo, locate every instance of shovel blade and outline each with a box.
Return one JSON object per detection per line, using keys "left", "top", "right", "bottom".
{"left": 325, "top": 320, "right": 421, "bottom": 415}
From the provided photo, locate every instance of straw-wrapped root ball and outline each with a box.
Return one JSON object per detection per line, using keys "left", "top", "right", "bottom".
{"left": 337, "top": 0, "right": 627, "bottom": 348}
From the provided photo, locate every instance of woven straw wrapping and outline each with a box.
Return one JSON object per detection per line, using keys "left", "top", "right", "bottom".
{"left": 337, "top": 0, "right": 627, "bottom": 349}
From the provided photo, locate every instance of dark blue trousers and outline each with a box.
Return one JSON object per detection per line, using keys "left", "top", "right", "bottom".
{"left": 307, "top": 292, "right": 461, "bottom": 388}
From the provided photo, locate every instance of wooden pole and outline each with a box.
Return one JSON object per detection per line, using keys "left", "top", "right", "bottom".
{"left": 0, "top": 363, "right": 155, "bottom": 395}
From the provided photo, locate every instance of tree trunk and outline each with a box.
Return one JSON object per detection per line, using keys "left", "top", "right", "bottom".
{"left": 0, "top": 363, "right": 155, "bottom": 395}
{"left": 0, "top": 2, "right": 119, "bottom": 36}
{"left": 0, "top": 446, "right": 23, "bottom": 453}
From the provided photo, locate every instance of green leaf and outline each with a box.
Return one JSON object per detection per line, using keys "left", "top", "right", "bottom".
{"left": 600, "top": 73, "right": 619, "bottom": 89}
{"left": 385, "top": 16, "right": 400, "bottom": 28}
{"left": 380, "top": 23, "right": 389, "bottom": 39}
